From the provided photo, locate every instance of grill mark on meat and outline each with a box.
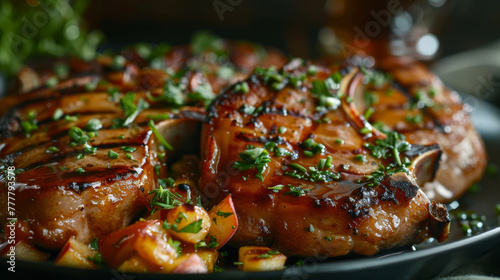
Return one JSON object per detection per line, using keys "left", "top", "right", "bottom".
{"left": 15, "top": 142, "right": 146, "bottom": 172}
{"left": 2, "top": 75, "right": 100, "bottom": 111}
{"left": 2, "top": 126, "right": 149, "bottom": 159}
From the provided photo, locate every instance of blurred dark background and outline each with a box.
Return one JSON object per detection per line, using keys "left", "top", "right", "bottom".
{"left": 83, "top": 0, "right": 500, "bottom": 60}
{"left": 1, "top": 0, "right": 500, "bottom": 104}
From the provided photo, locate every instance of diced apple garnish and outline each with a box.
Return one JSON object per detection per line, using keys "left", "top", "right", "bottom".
{"left": 3, "top": 241, "right": 49, "bottom": 262}
{"left": 173, "top": 253, "right": 208, "bottom": 274}
{"left": 165, "top": 204, "right": 211, "bottom": 244}
{"left": 238, "top": 246, "right": 286, "bottom": 272}
{"left": 100, "top": 220, "right": 176, "bottom": 269}
{"left": 196, "top": 249, "right": 219, "bottom": 273}
{"left": 55, "top": 237, "right": 97, "bottom": 269}
{"left": 206, "top": 195, "right": 238, "bottom": 249}
{"left": 117, "top": 254, "right": 153, "bottom": 273}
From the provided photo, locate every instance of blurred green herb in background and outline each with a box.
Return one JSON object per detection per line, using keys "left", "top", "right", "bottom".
{"left": 0, "top": 0, "right": 103, "bottom": 77}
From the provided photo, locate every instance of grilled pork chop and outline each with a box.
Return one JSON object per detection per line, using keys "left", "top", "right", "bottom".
{"left": 199, "top": 58, "right": 453, "bottom": 256}
{"left": 0, "top": 38, "right": 286, "bottom": 249}
{"left": 375, "top": 57, "right": 487, "bottom": 202}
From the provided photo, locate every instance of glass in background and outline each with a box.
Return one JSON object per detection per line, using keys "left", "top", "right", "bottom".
{"left": 320, "top": 0, "right": 453, "bottom": 62}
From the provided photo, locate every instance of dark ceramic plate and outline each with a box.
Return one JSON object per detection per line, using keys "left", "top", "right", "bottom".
{"left": 2, "top": 97, "right": 500, "bottom": 280}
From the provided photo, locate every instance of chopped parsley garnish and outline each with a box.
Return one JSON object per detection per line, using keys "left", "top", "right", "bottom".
{"left": 288, "top": 73, "right": 306, "bottom": 88}
{"left": 364, "top": 131, "right": 411, "bottom": 166}
{"left": 69, "top": 127, "right": 89, "bottom": 144}
{"left": 90, "top": 238, "right": 99, "bottom": 250}
{"left": 324, "top": 236, "right": 332, "bottom": 241}
{"left": 188, "top": 83, "right": 215, "bottom": 107}
{"left": 76, "top": 168, "right": 85, "bottom": 174}
{"left": 191, "top": 30, "right": 224, "bottom": 55}
{"left": 120, "top": 146, "right": 136, "bottom": 153}
{"left": 257, "top": 254, "right": 272, "bottom": 259}
{"left": 207, "top": 235, "right": 219, "bottom": 248}
{"left": 405, "top": 114, "right": 423, "bottom": 124}
{"left": 239, "top": 104, "right": 263, "bottom": 116}
{"left": 363, "top": 162, "right": 410, "bottom": 187}
{"left": 306, "top": 224, "right": 314, "bottom": 232}
{"left": 234, "top": 81, "right": 250, "bottom": 94}
{"left": 364, "top": 91, "right": 379, "bottom": 107}
{"left": 120, "top": 92, "right": 150, "bottom": 126}
{"left": 52, "top": 108, "right": 64, "bottom": 120}
{"left": 168, "top": 238, "right": 182, "bottom": 257}
{"left": 334, "top": 139, "right": 344, "bottom": 145}
{"left": 268, "top": 185, "right": 285, "bottom": 193}
{"left": 87, "top": 253, "right": 103, "bottom": 266}
{"left": 361, "top": 67, "right": 391, "bottom": 89}
{"left": 148, "top": 120, "right": 174, "bottom": 151}
{"left": 286, "top": 164, "right": 341, "bottom": 182}
{"left": 54, "top": 63, "right": 69, "bottom": 79}
{"left": 301, "top": 138, "right": 325, "bottom": 156}
{"left": 83, "top": 143, "right": 97, "bottom": 154}
{"left": 254, "top": 66, "right": 288, "bottom": 91}
{"left": 289, "top": 163, "right": 307, "bottom": 173}
{"left": 360, "top": 127, "right": 372, "bottom": 135}
{"left": 364, "top": 107, "right": 375, "bottom": 120}
{"left": 217, "top": 65, "right": 235, "bottom": 80}
{"left": 233, "top": 147, "right": 271, "bottom": 182}
{"left": 64, "top": 115, "right": 78, "bottom": 122}
{"left": 278, "top": 126, "right": 287, "bottom": 134}
{"left": 76, "top": 153, "right": 85, "bottom": 160}
{"left": 147, "top": 114, "right": 170, "bottom": 121}
{"left": 176, "top": 219, "right": 203, "bottom": 233}
{"left": 311, "top": 79, "right": 341, "bottom": 110}
{"left": 264, "top": 141, "right": 291, "bottom": 158}
{"left": 110, "top": 55, "right": 126, "bottom": 70}
{"left": 304, "top": 150, "right": 314, "bottom": 157}
{"left": 307, "top": 65, "right": 318, "bottom": 76}
{"left": 325, "top": 155, "right": 333, "bottom": 168}
{"left": 216, "top": 210, "right": 234, "bottom": 218}
{"left": 194, "top": 235, "right": 218, "bottom": 249}
{"left": 149, "top": 184, "right": 183, "bottom": 212}
{"left": 158, "top": 177, "right": 175, "bottom": 188}
{"left": 149, "top": 80, "right": 185, "bottom": 107}
{"left": 85, "top": 118, "right": 102, "bottom": 131}
{"left": 353, "top": 154, "right": 367, "bottom": 163}
{"left": 283, "top": 185, "right": 307, "bottom": 197}
{"left": 414, "top": 89, "right": 434, "bottom": 108}
{"left": 46, "top": 146, "right": 60, "bottom": 153}
{"left": 46, "top": 76, "right": 58, "bottom": 87}
{"left": 214, "top": 265, "right": 224, "bottom": 272}
{"left": 108, "top": 150, "right": 119, "bottom": 159}
{"left": 21, "top": 111, "right": 38, "bottom": 136}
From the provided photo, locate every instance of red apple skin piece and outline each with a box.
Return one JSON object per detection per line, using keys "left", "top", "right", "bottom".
{"left": 206, "top": 195, "right": 238, "bottom": 249}
{"left": 173, "top": 254, "right": 208, "bottom": 274}
{"left": 99, "top": 220, "right": 160, "bottom": 268}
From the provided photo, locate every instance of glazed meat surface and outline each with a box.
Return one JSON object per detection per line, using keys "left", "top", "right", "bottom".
{"left": 199, "top": 59, "right": 454, "bottom": 256}
{"left": 375, "top": 57, "right": 487, "bottom": 202}
{"left": 0, "top": 37, "right": 286, "bottom": 249}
